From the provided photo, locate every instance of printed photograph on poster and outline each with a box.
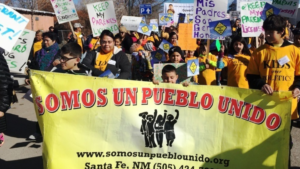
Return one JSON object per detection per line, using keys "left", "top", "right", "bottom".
{"left": 137, "top": 23, "right": 152, "bottom": 36}
{"left": 209, "top": 19, "right": 232, "bottom": 39}
{"left": 153, "top": 63, "right": 190, "bottom": 84}
{"left": 261, "top": 3, "right": 280, "bottom": 20}
{"left": 50, "top": 0, "right": 79, "bottom": 24}
{"left": 164, "top": 3, "right": 194, "bottom": 23}
{"left": 120, "top": 16, "right": 143, "bottom": 31}
{"left": 187, "top": 59, "right": 199, "bottom": 77}
{"left": 87, "top": 1, "right": 119, "bottom": 37}
{"left": 159, "top": 39, "right": 173, "bottom": 53}
{"left": 151, "top": 49, "right": 166, "bottom": 63}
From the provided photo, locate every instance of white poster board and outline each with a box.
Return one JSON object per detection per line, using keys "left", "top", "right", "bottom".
{"left": 192, "top": 0, "right": 228, "bottom": 39}
{"left": 237, "top": 0, "right": 272, "bottom": 11}
{"left": 0, "top": 4, "right": 29, "bottom": 52}
{"left": 50, "top": 0, "right": 79, "bottom": 24}
{"left": 272, "top": 0, "right": 299, "bottom": 18}
{"left": 4, "top": 29, "right": 35, "bottom": 73}
{"left": 121, "top": 16, "right": 143, "bottom": 31}
{"left": 164, "top": 3, "right": 194, "bottom": 23}
{"left": 87, "top": 1, "right": 119, "bottom": 37}
{"left": 240, "top": 1, "right": 269, "bottom": 37}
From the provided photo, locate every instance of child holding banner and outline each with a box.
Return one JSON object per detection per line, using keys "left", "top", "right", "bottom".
{"left": 217, "top": 36, "right": 251, "bottom": 89}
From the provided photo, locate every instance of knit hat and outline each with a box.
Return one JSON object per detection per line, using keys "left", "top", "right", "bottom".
{"left": 168, "top": 46, "right": 183, "bottom": 57}
{"left": 119, "top": 26, "right": 127, "bottom": 33}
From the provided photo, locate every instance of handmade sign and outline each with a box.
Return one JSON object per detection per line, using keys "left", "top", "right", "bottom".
{"left": 164, "top": 3, "right": 194, "bottom": 23}
{"left": 159, "top": 39, "right": 173, "bottom": 53}
{"left": 0, "top": 3, "right": 29, "bottom": 51}
{"left": 87, "top": 1, "right": 118, "bottom": 37}
{"left": 151, "top": 49, "right": 166, "bottom": 63}
{"left": 272, "top": 0, "right": 299, "bottom": 18}
{"left": 209, "top": 19, "right": 232, "bottom": 39}
{"left": 4, "top": 29, "right": 35, "bottom": 73}
{"left": 154, "top": 63, "right": 190, "bottom": 83}
{"left": 50, "top": 0, "right": 79, "bottom": 24}
{"left": 31, "top": 70, "right": 290, "bottom": 169}
{"left": 237, "top": 0, "right": 272, "bottom": 11}
{"left": 178, "top": 24, "right": 198, "bottom": 51}
{"left": 187, "top": 59, "right": 199, "bottom": 77}
{"left": 137, "top": 23, "right": 152, "bottom": 36}
{"left": 159, "top": 13, "right": 173, "bottom": 26}
{"left": 121, "top": 16, "right": 143, "bottom": 31}
{"left": 261, "top": 3, "right": 280, "bottom": 20}
{"left": 192, "top": 0, "right": 228, "bottom": 39}
{"left": 240, "top": 1, "right": 269, "bottom": 37}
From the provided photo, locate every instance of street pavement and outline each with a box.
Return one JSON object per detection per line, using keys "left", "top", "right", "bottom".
{"left": 0, "top": 86, "right": 300, "bottom": 169}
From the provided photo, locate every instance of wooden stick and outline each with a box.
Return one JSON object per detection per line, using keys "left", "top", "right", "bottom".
{"left": 255, "top": 37, "right": 259, "bottom": 48}
{"left": 69, "top": 21, "right": 75, "bottom": 35}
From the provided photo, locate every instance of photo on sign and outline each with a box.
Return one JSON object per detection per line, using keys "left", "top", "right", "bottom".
{"left": 150, "top": 23, "right": 159, "bottom": 32}
{"left": 151, "top": 49, "right": 166, "bottom": 63}
{"left": 164, "top": 3, "right": 194, "bottom": 24}
{"left": 153, "top": 63, "right": 190, "bottom": 84}
{"left": 137, "top": 23, "right": 152, "bottom": 36}
{"left": 209, "top": 19, "right": 232, "bottom": 39}
{"left": 159, "top": 39, "right": 173, "bottom": 53}
{"left": 187, "top": 59, "right": 199, "bottom": 77}
{"left": 261, "top": 3, "right": 280, "bottom": 20}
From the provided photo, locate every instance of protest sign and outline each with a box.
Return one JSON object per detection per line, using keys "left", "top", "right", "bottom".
{"left": 0, "top": 4, "right": 29, "bottom": 52}
{"left": 141, "top": 16, "right": 146, "bottom": 24}
{"left": 237, "top": 0, "right": 272, "bottom": 11}
{"left": 192, "top": 0, "right": 228, "bottom": 39}
{"left": 240, "top": 1, "right": 268, "bottom": 37}
{"left": 50, "top": 0, "right": 79, "bottom": 24}
{"left": 261, "top": 3, "right": 280, "bottom": 20}
{"left": 229, "top": 11, "right": 241, "bottom": 21}
{"left": 87, "top": 1, "right": 118, "bottom": 37}
{"left": 121, "top": 16, "right": 143, "bottom": 31}
{"left": 209, "top": 19, "right": 232, "bottom": 39}
{"left": 154, "top": 63, "right": 190, "bottom": 83}
{"left": 159, "top": 13, "right": 173, "bottom": 26}
{"left": 178, "top": 13, "right": 186, "bottom": 24}
{"left": 187, "top": 59, "right": 199, "bottom": 77}
{"left": 137, "top": 23, "right": 152, "bottom": 36}
{"left": 31, "top": 70, "right": 290, "bottom": 169}
{"left": 164, "top": 3, "right": 194, "bottom": 23}
{"left": 178, "top": 24, "right": 198, "bottom": 51}
{"left": 151, "top": 49, "right": 166, "bottom": 63}
{"left": 150, "top": 19, "right": 158, "bottom": 23}
{"left": 272, "top": 0, "right": 299, "bottom": 18}
{"left": 159, "top": 39, "right": 173, "bottom": 53}
{"left": 4, "top": 29, "right": 35, "bottom": 73}
{"left": 150, "top": 23, "right": 159, "bottom": 32}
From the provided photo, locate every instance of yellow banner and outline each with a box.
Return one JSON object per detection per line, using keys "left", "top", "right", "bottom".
{"left": 30, "top": 70, "right": 291, "bottom": 169}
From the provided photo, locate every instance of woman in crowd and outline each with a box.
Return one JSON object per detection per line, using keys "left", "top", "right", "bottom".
{"left": 82, "top": 30, "right": 131, "bottom": 79}
{"left": 28, "top": 30, "right": 43, "bottom": 62}
{"left": 231, "top": 19, "right": 241, "bottom": 37}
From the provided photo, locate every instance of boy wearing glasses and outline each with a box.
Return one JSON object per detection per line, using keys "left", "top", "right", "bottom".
{"left": 52, "top": 43, "right": 90, "bottom": 75}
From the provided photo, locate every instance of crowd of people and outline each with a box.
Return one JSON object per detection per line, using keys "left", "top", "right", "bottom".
{"left": 0, "top": 13, "right": 300, "bottom": 167}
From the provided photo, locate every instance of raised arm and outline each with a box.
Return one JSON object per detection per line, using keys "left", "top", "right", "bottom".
{"left": 163, "top": 110, "right": 167, "bottom": 122}
{"left": 174, "top": 109, "right": 179, "bottom": 120}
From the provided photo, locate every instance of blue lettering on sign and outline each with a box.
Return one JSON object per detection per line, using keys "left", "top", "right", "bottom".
{"left": 0, "top": 5, "right": 27, "bottom": 24}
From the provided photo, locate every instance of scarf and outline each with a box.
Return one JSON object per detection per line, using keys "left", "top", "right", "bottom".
{"left": 36, "top": 43, "right": 59, "bottom": 71}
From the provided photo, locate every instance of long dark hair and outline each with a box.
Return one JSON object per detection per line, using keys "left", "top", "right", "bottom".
{"left": 232, "top": 19, "right": 240, "bottom": 28}
{"left": 228, "top": 36, "right": 251, "bottom": 56}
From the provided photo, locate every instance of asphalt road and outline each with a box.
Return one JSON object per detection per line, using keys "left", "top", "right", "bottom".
{"left": 0, "top": 87, "right": 300, "bottom": 169}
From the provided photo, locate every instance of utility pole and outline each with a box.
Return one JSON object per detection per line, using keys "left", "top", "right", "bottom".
{"left": 31, "top": 0, "right": 34, "bottom": 31}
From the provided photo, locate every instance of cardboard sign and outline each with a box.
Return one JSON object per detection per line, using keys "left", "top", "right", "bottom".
{"left": 87, "top": 1, "right": 119, "bottom": 37}
{"left": 261, "top": 3, "right": 280, "bottom": 20}
{"left": 209, "top": 19, "right": 232, "bottom": 39}
{"left": 272, "top": 0, "right": 299, "bottom": 18}
{"left": 187, "top": 59, "right": 199, "bottom": 77}
{"left": 0, "top": 4, "right": 29, "bottom": 51}
{"left": 50, "top": 0, "right": 79, "bottom": 24}
{"left": 164, "top": 3, "right": 194, "bottom": 23}
{"left": 137, "top": 23, "right": 152, "bottom": 36}
{"left": 159, "top": 13, "right": 173, "bottom": 26}
{"left": 178, "top": 24, "right": 198, "bottom": 51}
{"left": 192, "top": 0, "right": 228, "bottom": 39}
{"left": 159, "top": 39, "right": 173, "bottom": 53}
{"left": 4, "top": 29, "right": 35, "bottom": 73}
{"left": 240, "top": 1, "right": 269, "bottom": 37}
{"left": 121, "top": 16, "right": 143, "bottom": 31}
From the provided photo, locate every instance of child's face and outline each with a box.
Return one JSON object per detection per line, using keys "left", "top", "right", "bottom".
{"left": 170, "top": 35, "right": 177, "bottom": 44}
{"left": 265, "top": 30, "right": 284, "bottom": 44}
{"left": 170, "top": 52, "right": 181, "bottom": 63}
{"left": 233, "top": 41, "right": 244, "bottom": 54}
{"left": 294, "top": 34, "right": 300, "bottom": 46}
{"left": 169, "top": 5, "right": 173, "bottom": 9}
{"left": 115, "top": 39, "right": 121, "bottom": 47}
{"left": 187, "top": 50, "right": 195, "bottom": 57}
{"left": 162, "top": 71, "right": 178, "bottom": 84}
{"left": 60, "top": 53, "right": 80, "bottom": 70}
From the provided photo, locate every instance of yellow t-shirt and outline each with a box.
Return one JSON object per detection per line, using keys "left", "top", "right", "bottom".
{"left": 33, "top": 41, "right": 43, "bottom": 57}
{"left": 94, "top": 50, "right": 114, "bottom": 71}
{"left": 185, "top": 56, "right": 198, "bottom": 83}
{"left": 249, "top": 46, "right": 256, "bottom": 54}
{"left": 247, "top": 44, "right": 300, "bottom": 119}
{"left": 198, "top": 54, "right": 217, "bottom": 85}
{"left": 75, "top": 32, "right": 83, "bottom": 51}
{"left": 223, "top": 54, "right": 250, "bottom": 89}
{"left": 90, "top": 38, "right": 100, "bottom": 50}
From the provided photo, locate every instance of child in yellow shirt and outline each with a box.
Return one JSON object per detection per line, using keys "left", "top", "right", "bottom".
{"left": 198, "top": 43, "right": 217, "bottom": 85}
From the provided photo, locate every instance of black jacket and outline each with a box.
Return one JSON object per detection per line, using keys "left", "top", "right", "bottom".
{"left": 115, "top": 33, "right": 133, "bottom": 54}
{"left": 0, "top": 48, "right": 13, "bottom": 113}
{"left": 82, "top": 47, "right": 130, "bottom": 79}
